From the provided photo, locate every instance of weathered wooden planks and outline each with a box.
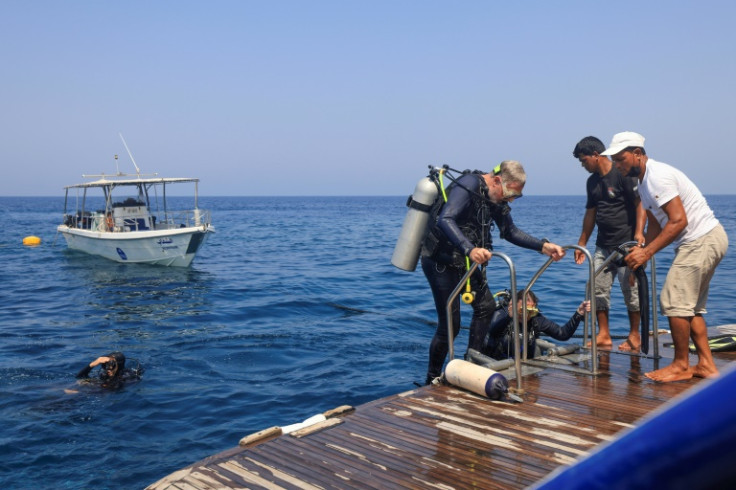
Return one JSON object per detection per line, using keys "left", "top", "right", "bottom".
{"left": 149, "top": 348, "right": 734, "bottom": 490}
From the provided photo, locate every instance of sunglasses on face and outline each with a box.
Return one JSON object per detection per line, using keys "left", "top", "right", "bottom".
{"left": 499, "top": 178, "right": 523, "bottom": 201}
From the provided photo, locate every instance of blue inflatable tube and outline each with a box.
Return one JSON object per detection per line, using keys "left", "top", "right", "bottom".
{"left": 533, "top": 364, "right": 736, "bottom": 489}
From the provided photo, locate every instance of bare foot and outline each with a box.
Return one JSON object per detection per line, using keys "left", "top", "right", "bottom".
{"left": 645, "top": 364, "right": 693, "bottom": 383}
{"left": 692, "top": 364, "right": 719, "bottom": 379}
{"left": 586, "top": 335, "right": 612, "bottom": 349}
{"left": 618, "top": 338, "right": 641, "bottom": 353}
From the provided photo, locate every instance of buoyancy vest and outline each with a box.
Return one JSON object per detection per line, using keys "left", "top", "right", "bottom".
{"left": 421, "top": 171, "right": 496, "bottom": 267}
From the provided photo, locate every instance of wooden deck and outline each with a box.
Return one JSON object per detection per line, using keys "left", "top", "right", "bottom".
{"left": 148, "top": 344, "right": 735, "bottom": 489}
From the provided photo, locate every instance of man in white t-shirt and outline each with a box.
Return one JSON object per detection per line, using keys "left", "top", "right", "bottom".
{"left": 602, "top": 131, "right": 728, "bottom": 382}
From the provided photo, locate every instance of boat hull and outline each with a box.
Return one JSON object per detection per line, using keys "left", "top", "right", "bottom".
{"left": 57, "top": 225, "right": 212, "bottom": 267}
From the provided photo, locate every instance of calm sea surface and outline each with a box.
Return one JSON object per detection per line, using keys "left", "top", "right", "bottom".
{"left": 1, "top": 195, "right": 734, "bottom": 488}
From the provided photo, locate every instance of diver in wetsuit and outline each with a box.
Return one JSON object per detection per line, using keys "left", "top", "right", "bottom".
{"left": 482, "top": 290, "right": 591, "bottom": 360}
{"left": 421, "top": 160, "right": 566, "bottom": 384}
{"left": 76, "top": 352, "right": 141, "bottom": 390}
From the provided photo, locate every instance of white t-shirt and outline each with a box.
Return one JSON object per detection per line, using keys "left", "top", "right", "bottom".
{"left": 638, "top": 159, "right": 719, "bottom": 249}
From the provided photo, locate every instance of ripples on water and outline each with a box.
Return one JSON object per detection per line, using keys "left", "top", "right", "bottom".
{"left": 0, "top": 195, "right": 734, "bottom": 488}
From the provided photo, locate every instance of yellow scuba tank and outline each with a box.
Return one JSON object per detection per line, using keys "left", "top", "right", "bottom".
{"left": 391, "top": 175, "right": 439, "bottom": 271}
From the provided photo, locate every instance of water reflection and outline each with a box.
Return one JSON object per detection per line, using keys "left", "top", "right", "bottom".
{"left": 62, "top": 252, "right": 214, "bottom": 322}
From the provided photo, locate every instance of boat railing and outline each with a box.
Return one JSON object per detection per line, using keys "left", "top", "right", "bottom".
{"left": 65, "top": 208, "right": 211, "bottom": 233}
{"left": 587, "top": 241, "right": 660, "bottom": 359}
{"left": 520, "top": 245, "right": 599, "bottom": 378}
{"left": 515, "top": 241, "right": 660, "bottom": 387}
{"left": 445, "top": 251, "right": 526, "bottom": 395}
{"left": 120, "top": 217, "right": 151, "bottom": 232}
{"left": 64, "top": 211, "right": 103, "bottom": 231}
{"left": 444, "top": 245, "right": 629, "bottom": 395}
{"left": 154, "top": 209, "right": 211, "bottom": 230}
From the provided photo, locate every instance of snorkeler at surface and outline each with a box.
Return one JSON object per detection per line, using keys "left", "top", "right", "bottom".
{"left": 75, "top": 352, "right": 141, "bottom": 390}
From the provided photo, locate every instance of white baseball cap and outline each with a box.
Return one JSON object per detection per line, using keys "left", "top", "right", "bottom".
{"left": 601, "top": 131, "right": 645, "bottom": 156}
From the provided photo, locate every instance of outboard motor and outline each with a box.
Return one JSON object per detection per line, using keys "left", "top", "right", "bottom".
{"left": 391, "top": 175, "right": 439, "bottom": 272}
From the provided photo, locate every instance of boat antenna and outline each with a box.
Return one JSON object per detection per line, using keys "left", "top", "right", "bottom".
{"left": 114, "top": 154, "right": 120, "bottom": 175}
{"left": 119, "top": 133, "right": 141, "bottom": 176}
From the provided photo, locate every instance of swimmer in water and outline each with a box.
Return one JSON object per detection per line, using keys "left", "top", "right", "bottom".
{"left": 70, "top": 352, "right": 141, "bottom": 391}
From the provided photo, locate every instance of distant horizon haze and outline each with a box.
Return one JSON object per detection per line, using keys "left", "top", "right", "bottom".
{"left": 2, "top": 1, "right": 734, "bottom": 197}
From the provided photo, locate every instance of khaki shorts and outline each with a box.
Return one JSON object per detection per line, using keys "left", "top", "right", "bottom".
{"left": 660, "top": 224, "right": 728, "bottom": 317}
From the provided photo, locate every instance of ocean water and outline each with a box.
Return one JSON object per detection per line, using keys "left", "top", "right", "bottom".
{"left": 1, "top": 195, "right": 734, "bottom": 489}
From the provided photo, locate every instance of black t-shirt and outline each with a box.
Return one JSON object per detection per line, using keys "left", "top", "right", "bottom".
{"left": 585, "top": 168, "right": 640, "bottom": 247}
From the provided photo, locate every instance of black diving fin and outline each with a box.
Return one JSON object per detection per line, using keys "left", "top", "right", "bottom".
{"left": 664, "top": 334, "right": 736, "bottom": 353}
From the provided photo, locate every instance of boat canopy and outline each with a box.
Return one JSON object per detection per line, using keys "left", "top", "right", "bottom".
{"left": 64, "top": 176, "right": 199, "bottom": 189}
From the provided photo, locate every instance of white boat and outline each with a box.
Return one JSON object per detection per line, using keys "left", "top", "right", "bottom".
{"left": 57, "top": 167, "right": 214, "bottom": 267}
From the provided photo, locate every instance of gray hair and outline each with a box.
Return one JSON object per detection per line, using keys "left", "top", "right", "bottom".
{"left": 495, "top": 160, "right": 526, "bottom": 186}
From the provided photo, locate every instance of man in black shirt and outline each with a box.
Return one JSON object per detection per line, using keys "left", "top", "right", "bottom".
{"left": 573, "top": 136, "right": 646, "bottom": 351}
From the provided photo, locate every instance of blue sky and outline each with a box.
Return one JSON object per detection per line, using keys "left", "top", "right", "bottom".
{"left": 2, "top": 1, "right": 734, "bottom": 196}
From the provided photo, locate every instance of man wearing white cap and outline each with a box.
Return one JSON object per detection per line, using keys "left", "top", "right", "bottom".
{"left": 602, "top": 131, "right": 728, "bottom": 382}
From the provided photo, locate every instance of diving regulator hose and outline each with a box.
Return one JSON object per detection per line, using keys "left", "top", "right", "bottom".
{"left": 437, "top": 167, "right": 477, "bottom": 305}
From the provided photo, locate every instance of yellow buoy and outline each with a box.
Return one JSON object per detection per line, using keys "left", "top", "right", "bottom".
{"left": 23, "top": 236, "right": 41, "bottom": 246}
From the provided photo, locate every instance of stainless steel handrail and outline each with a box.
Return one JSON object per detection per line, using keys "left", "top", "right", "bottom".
{"left": 591, "top": 241, "right": 660, "bottom": 359}
{"left": 445, "top": 261, "right": 479, "bottom": 365}
{"left": 445, "top": 251, "right": 522, "bottom": 392}
{"left": 522, "top": 245, "right": 598, "bottom": 374}
{"left": 443, "top": 242, "right": 661, "bottom": 396}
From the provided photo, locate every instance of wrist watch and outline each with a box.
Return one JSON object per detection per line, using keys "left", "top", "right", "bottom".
{"left": 539, "top": 238, "right": 549, "bottom": 254}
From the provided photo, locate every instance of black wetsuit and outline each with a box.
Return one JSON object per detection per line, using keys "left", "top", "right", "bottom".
{"left": 420, "top": 172, "right": 547, "bottom": 381}
{"left": 482, "top": 306, "right": 584, "bottom": 360}
{"left": 76, "top": 364, "right": 138, "bottom": 390}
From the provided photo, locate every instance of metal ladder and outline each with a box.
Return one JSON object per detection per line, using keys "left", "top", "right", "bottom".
{"left": 445, "top": 243, "right": 660, "bottom": 397}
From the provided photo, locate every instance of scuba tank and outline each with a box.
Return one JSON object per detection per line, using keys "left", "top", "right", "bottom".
{"left": 391, "top": 174, "right": 439, "bottom": 271}
{"left": 444, "top": 359, "right": 511, "bottom": 400}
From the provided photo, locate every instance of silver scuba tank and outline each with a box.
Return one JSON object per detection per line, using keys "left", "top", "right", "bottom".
{"left": 391, "top": 176, "right": 439, "bottom": 271}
